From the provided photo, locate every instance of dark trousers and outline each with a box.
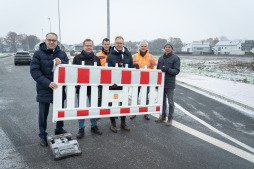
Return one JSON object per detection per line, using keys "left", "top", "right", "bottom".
{"left": 162, "top": 88, "right": 175, "bottom": 118}
{"left": 110, "top": 116, "right": 126, "bottom": 124}
{"left": 38, "top": 102, "right": 64, "bottom": 139}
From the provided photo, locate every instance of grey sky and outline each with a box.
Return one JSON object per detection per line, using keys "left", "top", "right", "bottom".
{"left": 1, "top": 0, "right": 253, "bottom": 45}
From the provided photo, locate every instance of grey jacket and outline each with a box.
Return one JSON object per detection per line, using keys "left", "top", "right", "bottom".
{"left": 157, "top": 52, "right": 180, "bottom": 89}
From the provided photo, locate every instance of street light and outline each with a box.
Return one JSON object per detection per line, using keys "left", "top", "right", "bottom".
{"left": 48, "top": 18, "right": 51, "bottom": 32}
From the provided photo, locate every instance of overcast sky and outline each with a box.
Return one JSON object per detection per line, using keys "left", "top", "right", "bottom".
{"left": 1, "top": 0, "right": 253, "bottom": 45}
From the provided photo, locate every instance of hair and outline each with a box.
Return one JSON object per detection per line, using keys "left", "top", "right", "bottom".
{"left": 83, "top": 38, "right": 94, "bottom": 46}
{"left": 139, "top": 41, "right": 148, "bottom": 47}
{"left": 46, "top": 32, "right": 58, "bottom": 39}
{"left": 115, "top": 36, "right": 124, "bottom": 42}
{"left": 102, "top": 38, "right": 110, "bottom": 44}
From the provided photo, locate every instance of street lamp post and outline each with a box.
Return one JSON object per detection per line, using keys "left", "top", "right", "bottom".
{"left": 107, "top": 0, "right": 110, "bottom": 39}
{"left": 58, "top": 0, "right": 62, "bottom": 49}
{"left": 48, "top": 18, "right": 51, "bottom": 32}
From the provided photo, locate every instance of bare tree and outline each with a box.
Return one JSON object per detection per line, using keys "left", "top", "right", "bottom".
{"left": 168, "top": 37, "right": 183, "bottom": 52}
{"left": 149, "top": 38, "right": 167, "bottom": 53}
{"left": 5, "top": 32, "right": 19, "bottom": 52}
{"left": 0, "top": 37, "right": 5, "bottom": 52}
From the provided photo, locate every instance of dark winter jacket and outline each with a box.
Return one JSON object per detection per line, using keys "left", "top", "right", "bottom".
{"left": 73, "top": 50, "right": 101, "bottom": 95}
{"left": 30, "top": 42, "right": 69, "bottom": 103}
{"left": 157, "top": 52, "right": 180, "bottom": 89}
{"left": 106, "top": 46, "right": 133, "bottom": 68}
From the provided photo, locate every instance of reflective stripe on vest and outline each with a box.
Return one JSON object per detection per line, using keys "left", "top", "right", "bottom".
{"left": 98, "top": 56, "right": 106, "bottom": 59}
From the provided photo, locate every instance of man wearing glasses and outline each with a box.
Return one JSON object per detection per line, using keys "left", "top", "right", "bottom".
{"left": 106, "top": 36, "right": 133, "bottom": 133}
{"left": 30, "top": 33, "right": 69, "bottom": 147}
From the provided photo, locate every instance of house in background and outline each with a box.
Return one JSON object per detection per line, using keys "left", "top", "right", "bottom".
{"left": 213, "top": 40, "right": 244, "bottom": 55}
{"left": 241, "top": 40, "right": 254, "bottom": 54}
{"left": 182, "top": 41, "right": 212, "bottom": 54}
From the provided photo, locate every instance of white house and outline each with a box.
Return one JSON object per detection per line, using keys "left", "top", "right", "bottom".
{"left": 213, "top": 40, "right": 244, "bottom": 55}
{"left": 182, "top": 41, "right": 212, "bottom": 54}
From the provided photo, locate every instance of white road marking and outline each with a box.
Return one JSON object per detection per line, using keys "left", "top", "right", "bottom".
{"left": 175, "top": 103, "right": 254, "bottom": 154}
{"left": 151, "top": 104, "right": 254, "bottom": 164}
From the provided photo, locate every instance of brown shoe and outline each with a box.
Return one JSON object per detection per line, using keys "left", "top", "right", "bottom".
{"left": 144, "top": 114, "right": 150, "bottom": 120}
{"left": 155, "top": 117, "right": 166, "bottom": 123}
{"left": 120, "top": 122, "right": 130, "bottom": 131}
{"left": 130, "top": 115, "right": 136, "bottom": 119}
{"left": 166, "top": 117, "right": 173, "bottom": 126}
{"left": 110, "top": 123, "right": 117, "bottom": 133}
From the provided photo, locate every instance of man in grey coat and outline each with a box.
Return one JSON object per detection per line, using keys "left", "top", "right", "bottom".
{"left": 155, "top": 42, "right": 180, "bottom": 126}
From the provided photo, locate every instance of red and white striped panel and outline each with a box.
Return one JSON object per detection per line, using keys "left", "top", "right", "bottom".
{"left": 57, "top": 105, "right": 161, "bottom": 119}
{"left": 57, "top": 66, "right": 162, "bottom": 85}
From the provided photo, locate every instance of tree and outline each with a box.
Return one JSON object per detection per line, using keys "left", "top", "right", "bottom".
{"left": 168, "top": 37, "right": 183, "bottom": 52}
{"left": 5, "top": 32, "right": 19, "bottom": 52}
{"left": 149, "top": 38, "right": 167, "bottom": 53}
{"left": 27, "top": 35, "right": 41, "bottom": 50}
{"left": 0, "top": 37, "right": 5, "bottom": 52}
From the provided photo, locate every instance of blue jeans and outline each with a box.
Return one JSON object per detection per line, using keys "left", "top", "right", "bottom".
{"left": 38, "top": 102, "right": 64, "bottom": 139}
{"left": 77, "top": 94, "right": 97, "bottom": 129}
{"left": 162, "top": 88, "right": 174, "bottom": 118}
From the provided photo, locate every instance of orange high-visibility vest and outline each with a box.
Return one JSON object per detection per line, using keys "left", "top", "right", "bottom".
{"left": 132, "top": 50, "right": 156, "bottom": 69}
{"left": 96, "top": 51, "right": 108, "bottom": 67}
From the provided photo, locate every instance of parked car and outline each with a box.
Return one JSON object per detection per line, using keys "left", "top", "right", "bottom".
{"left": 14, "top": 51, "right": 31, "bottom": 65}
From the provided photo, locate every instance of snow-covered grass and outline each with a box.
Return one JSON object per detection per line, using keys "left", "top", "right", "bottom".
{"left": 178, "top": 55, "right": 254, "bottom": 84}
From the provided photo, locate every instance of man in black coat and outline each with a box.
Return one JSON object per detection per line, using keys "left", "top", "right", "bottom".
{"left": 106, "top": 36, "right": 133, "bottom": 133}
{"left": 30, "top": 33, "right": 69, "bottom": 147}
{"left": 155, "top": 42, "right": 180, "bottom": 126}
{"left": 73, "top": 38, "right": 102, "bottom": 139}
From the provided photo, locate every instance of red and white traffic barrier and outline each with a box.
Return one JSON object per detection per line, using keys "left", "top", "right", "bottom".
{"left": 52, "top": 62, "right": 165, "bottom": 122}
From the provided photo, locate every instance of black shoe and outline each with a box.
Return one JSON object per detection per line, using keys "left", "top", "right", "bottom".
{"left": 91, "top": 126, "right": 102, "bottom": 135}
{"left": 40, "top": 138, "right": 48, "bottom": 147}
{"left": 55, "top": 129, "right": 67, "bottom": 135}
{"left": 76, "top": 128, "right": 85, "bottom": 139}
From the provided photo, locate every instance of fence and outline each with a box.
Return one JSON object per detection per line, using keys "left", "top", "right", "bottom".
{"left": 52, "top": 62, "right": 165, "bottom": 122}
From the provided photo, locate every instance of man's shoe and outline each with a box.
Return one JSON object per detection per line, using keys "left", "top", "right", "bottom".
{"left": 166, "top": 117, "right": 173, "bottom": 126}
{"left": 55, "top": 129, "right": 67, "bottom": 135}
{"left": 130, "top": 115, "right": 136, "bottom": 119}
{"left": 155, "top": 117, "right": 166, "bottom": 123}
{"left": 120, "top": 122, "right": 130, "bottom": 131}
{"left": 76, "top": 128, "right": 85, "bottom": 139}
{"left": 110, "top": 123, "right": 117, "bottom": 133}
{"left": 144, "top": 114, "right": 150, "bottom": 120}
{"left": 91, "top": 126, "right": 102, "bottom": 135}
{"left": 40, "top": 138, "right": 48, "bottom": 147}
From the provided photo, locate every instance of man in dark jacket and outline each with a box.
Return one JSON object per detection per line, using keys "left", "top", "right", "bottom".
{"left": 155, "top": 42, "right": 180, "bottom": 126}
{"left": 30, "top": 33, "right": 69, "bottom": 147}
{"left": 106, "top": 36, "right": 133, "bottom": 133}
{"left": 73, "top": 38, "right": 102, "bottom": 139}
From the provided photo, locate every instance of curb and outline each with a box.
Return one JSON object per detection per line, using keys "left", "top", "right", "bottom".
{"left": 176, "top": 80, "right": 254, "bottom": 112}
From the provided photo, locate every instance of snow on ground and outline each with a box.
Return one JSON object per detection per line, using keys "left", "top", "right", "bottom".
{"left": 177, "top": 73, "right": 254, "bottom": 117}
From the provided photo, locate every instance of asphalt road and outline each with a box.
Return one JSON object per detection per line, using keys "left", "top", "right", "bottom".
{"left": 0, "top": 56, "right": 254, "bottom": 169}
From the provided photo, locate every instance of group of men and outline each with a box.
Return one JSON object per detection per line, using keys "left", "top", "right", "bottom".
{"left": 30, "top": 33, "right": 180, "bottom": 147}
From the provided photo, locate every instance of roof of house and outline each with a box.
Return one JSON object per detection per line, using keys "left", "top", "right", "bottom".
{"left": 215, "top": 40, "right": 242, "bottom": 46}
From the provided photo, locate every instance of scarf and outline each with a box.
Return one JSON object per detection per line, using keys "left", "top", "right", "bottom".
{"left": 114, "top": 47, "right": 125, "bottom": 67}
{"left": 81, "top": 50, "right": 94, "bottom": 60}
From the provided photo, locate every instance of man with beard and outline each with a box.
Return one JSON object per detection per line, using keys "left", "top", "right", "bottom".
{"left": 73, "top": 38, "right": 103, "bottom": 138}
{"left": 155, "top": 42, "right": 180, "bottom": 126}
{"left": 106, "top": 36, "right": 133, "bottom": 133}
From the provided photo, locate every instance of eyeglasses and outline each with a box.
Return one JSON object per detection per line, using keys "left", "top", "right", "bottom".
{"left": 46, "top": 39, "right": 57, "bottom": 43}
{"left": 115, "top": 42, "right": 123, "bottom": 45}
{"left": 84, "top": 45, "right": 93, "bottom": 47}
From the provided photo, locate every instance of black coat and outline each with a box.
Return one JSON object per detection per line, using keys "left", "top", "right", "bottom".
{"left": 106, "top": 46, "right": 133, "bottom": 68}
{"left": 30, "top": 42, "right": 69, "bottom": 103}
{"left": 73, "top": 50, "right": 101, "bottom": 95}
{"left": 157, "top": 52, "right": 180, "bottom": 89}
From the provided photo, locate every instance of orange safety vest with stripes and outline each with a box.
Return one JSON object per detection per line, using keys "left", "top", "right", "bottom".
{"left": 96, "top": 51, "right": 108, "bottom": 67}
{"left": 132, "top": 50, "right": 156, "bottom": 69}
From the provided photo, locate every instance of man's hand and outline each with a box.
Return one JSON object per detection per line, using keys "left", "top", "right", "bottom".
{"left": 161, "top": 66, "right": 168, "bottom": 72}
{"left": 133, "top": 64, "right": 139, "bottom": 69}
{"left": 55, "top": 58, "right": 62, "bottom": 65}
{"left": 49, "top": 82, "right": 58, "bottom": 90}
